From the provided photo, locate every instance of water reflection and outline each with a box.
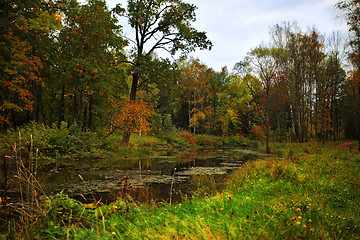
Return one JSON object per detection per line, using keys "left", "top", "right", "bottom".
{"left": 41, "top": 148, "right": 264, "bottom": 203}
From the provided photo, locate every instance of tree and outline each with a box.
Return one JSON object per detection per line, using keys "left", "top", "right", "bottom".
{"left": 113, "top": 0, "right": 212, "bottom": 144}
{"left": 179, "top": 58, "right": 213, "bottom": 134}
{"left": 336, "top": 0, "right": 360, "bottom": 150}
{"left": 245, "top": 46, "right": 280, "bottom": 153}
{"left": 218, "top": 74, "right": 255, "bottom": 136}
{"left": 53, "top": 0, "right": 126, "bottom": 129}
{"left": 108, "top": 97, "right": 154, "bottom": 137}
{"left": 0, "top": 0, "right": 60, "bottom": 127}
{"left": 269, "top": 22, "right": 299, "bottom": 142}
{"left": 209, "top": 67, "right": 230, "bottom": 135}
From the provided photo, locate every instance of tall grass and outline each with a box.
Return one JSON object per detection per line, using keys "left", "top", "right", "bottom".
{"left": 1, "top": 132, "right": 50, "bottom": 239}
{"left": 4, "top": 142, "right": 360, "bottom": 239}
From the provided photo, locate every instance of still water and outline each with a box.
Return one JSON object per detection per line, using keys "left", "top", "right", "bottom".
{"left": 40, "top": 148, "right": 265, "bottom": 203}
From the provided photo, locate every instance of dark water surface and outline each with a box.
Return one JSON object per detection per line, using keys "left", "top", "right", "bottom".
{"left": 7, "top": 148, "right": 266, "bottom": 204}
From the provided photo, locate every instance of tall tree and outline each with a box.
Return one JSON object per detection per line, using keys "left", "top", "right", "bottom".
{"left": 270, "top": 22, "right": 299, "bottom": 142}
{"left": 113, "top": 0, "right": 212, "bottom": 144}
{"left": 336, "top": 0, "right": 360, "bottom": 150}
{"left": 247, "top": 46, "right": 280, "bottom": 153}
{"left": 0, "top": 0, "right": 60, "bottom": 127}
{"left": 53, "top": 0, "right": 126, "bottom": 129}
{"left": 179, "top": 58, "right": 213, "bottom": 134}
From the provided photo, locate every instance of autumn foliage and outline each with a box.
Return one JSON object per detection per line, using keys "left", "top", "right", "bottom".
{"left": 109, "top": 97, "right": 154, "bottom": 135}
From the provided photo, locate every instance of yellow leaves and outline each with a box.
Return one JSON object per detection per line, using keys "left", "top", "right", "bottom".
{"left": 189, "top": 111, "right": 206, "bottom": 128}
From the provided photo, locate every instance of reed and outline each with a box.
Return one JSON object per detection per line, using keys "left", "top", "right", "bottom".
{"left": 8, "top": 132, "right": 48, "bottom": 238}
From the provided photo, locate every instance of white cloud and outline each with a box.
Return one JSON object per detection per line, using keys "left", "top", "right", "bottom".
{"left": 104, "top": 0, "right": 348, "bottom": 71}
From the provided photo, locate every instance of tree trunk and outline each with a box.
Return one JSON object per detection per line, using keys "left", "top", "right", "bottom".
{"left": 58, "top": 84, "right": 65, "bottom": 128}
{"left": 358, "top": 62, "right": 360, "bottom": 151}
{"left": 123, "top": 132, "right": 131, "bottom": 145}
{"left": 188, "top": 101, "right": 191, "bottom": 132}
{"left": 88, "top": 95, "right": 93, "bottom": 130}
{"left": 77, "top": 90, "right": 83, "bottom": 123}
{"left": 129, "top": 73, "right": 139, "bottom": 101}
{"left": 265, "top": 112, "right": 271, "bottom": 154}
{"left": 73, "top": 93, "right": 77, "bottom": 123}
{"left": 285, "top": 80, "right": 297, "bottom": 142}
{"left": 122, "top": 73, "right": 139, "bottom": 145}
{"left": 265, "top": 85, "right": 271, "bottom": 154}
{"left": 332, "top": 95, "right": 336, "bottom": 142}
{"left": 31, "top": 84, "right": 39, "bottom": 122}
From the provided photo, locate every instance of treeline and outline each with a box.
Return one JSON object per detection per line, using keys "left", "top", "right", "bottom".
{"left": 1, "top": 0, "right": 359, "bottom": 149}
{"left": 1, "top": 0, "right": 127, "bottom": 130}
{"left": 236, "top": 24, "right": 351, "bottom": 152}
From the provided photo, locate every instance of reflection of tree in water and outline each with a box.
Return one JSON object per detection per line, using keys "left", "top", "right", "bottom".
{"left": 180, "top": 149, "right": 196, "bottom": 164}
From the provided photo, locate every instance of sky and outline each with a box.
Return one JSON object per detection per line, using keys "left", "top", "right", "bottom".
{"left": 103, "top": 0, "right": 348, "bottom": 71}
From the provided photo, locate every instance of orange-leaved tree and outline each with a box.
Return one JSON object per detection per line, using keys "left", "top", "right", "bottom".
{"left": 113, "top": 0, "right": 212, "bottom": 144}
{"left": 0, "top": 0, "right": 61, "bottom": 127}
{"left": 180, "top": 59, "right": 214, "bottom": 134}
{"left": 108, "top": 97, "right": 154, "bottom": 138}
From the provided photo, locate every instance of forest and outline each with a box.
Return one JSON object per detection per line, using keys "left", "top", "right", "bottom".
{"left": 0, "top": 0, "right": 359, "bottom": 149}
{"left": 0, "top": 0, "right": 360, "bottom": 239}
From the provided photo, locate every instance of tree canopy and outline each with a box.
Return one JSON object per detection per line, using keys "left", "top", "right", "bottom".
{"left": 0, "top": 0, "right": 358, "bottom": 150}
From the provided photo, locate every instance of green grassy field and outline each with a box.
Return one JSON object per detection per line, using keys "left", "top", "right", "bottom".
{"left": 5, "top": 142, "right": 360, "bottom": 239}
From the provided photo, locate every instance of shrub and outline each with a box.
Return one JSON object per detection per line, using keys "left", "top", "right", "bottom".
{"left": 2, "top": 121, "right": 114, "bottom": 160}
{"left": 179, "top": 131, "right": 195, "bottom": 146}
{"left": 195, "top": 135, "right": 221, "bottom": 147}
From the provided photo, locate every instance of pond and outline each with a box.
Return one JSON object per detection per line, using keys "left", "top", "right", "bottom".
{"left": 5, "top": 148, "right": 267, "bottom": 204}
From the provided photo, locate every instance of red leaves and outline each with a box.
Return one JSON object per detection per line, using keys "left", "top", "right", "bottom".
{"left": 348, "top": 70, "right": 360, "bottom": 88}
{"left": 1, "top": 29, "right": 42, "bottom": 123}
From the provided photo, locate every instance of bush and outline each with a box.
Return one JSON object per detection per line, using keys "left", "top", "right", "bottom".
{"left": 195, "top": 135, "right": 221, "bottom": 147}
{"left": 2, "top": 121, "right": 114, "bottom": 160}
{"left": 45, "top": 193, "right": 88, "bottom": 225}
{"left": 179, "top": 131, "right": 195, "bottom": 146}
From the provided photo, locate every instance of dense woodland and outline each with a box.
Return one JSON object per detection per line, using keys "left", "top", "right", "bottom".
{"left": 1, "top": 0, "right": 359, "bottom": 152}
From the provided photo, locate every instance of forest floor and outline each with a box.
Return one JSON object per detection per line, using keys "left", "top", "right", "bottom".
{"left": 335, "top": 141, "right": 358, "bottom": 152}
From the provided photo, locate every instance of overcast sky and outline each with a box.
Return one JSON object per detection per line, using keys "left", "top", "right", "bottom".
{"left": 103, "top": 0, "right": 348, "bottom": 71}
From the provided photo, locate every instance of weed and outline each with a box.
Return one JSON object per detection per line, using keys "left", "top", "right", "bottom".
{"left": 189, "top": 173, "right": 218, "bottom": 198}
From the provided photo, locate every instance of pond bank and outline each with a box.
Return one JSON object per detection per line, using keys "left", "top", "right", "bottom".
{"left": 3, "top": 142, "right": 359, "bottom": 239}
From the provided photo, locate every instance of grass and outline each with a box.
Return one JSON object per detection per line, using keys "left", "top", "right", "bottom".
{"left": 6, "top": 141, "right": 358, "bottom": 239}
